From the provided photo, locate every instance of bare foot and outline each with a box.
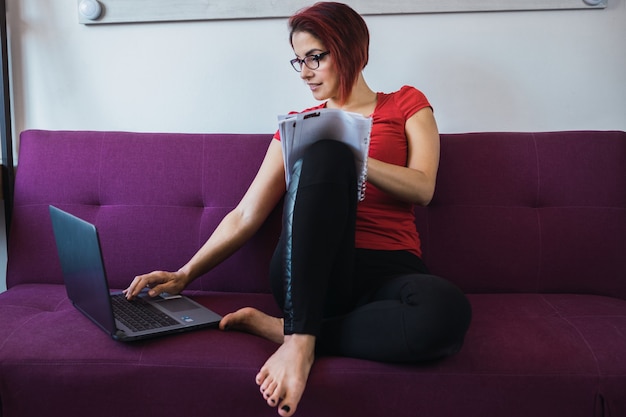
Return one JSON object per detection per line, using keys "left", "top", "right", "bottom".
{"left": 220, "top": 307, "right": 284, "bottom": 344}
{"left": 256, "top": 334, "right": 315, "bottom": 417}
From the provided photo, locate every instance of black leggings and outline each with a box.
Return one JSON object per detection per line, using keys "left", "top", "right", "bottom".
{"left": 270, "top": 140, "right": 472, "bottom": 363}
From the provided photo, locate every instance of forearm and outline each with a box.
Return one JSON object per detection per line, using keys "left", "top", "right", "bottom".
{"left": 178, "top": 208, "right": 261, "bottom": 284}
{"left": 123, "top": 209, "right": 259, "bottom": 299}
{"left": 178, "top": 139, "right": 287, "bottom": 285}
{"left": 125, "top": 140, "right": 286, "bottom": 300}
{"left": 367, "top": 157, "right": 436, "bottom": 206}
{"left": 366, "top": 107, "right": 440, "bottom": 206}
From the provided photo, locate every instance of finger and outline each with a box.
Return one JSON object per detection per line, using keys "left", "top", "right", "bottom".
{"left": 146, "top": 282, "right": 169, "bottom": 298}
{"left": 125, "top": 273, "right": 157, "bottom": 299}
{"left": 124, "top": 277, "right": 142, "bottom": 299}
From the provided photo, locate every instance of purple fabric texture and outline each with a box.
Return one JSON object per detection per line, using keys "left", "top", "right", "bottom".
{"left": 1, "top": 129, "right": 625, "bottom": 417}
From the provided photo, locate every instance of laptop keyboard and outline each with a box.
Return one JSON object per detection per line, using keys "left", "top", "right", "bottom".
{"left": 111, "top": 294, "right": 179, "bottom": 332}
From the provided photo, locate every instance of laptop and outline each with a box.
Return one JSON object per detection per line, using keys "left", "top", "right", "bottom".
{"left": 49, "top": 205, "right": 222, "bottom": 342}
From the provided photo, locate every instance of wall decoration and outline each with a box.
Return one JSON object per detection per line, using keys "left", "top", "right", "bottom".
{"left": 77, "top": 0, "right": 608, "bottom": 25}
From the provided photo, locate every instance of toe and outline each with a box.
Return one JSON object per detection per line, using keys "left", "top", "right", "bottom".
{"left": 256, "top": 368, "right": 269, "bottom": 386}
{"left": 276, "top": 383, "right": 304, "bottom": 417}
{"left": 279, "top": 403, "right": 295, "bottom": 417}
{"left": 267, "top": 389, "right": 283, "bottom": 407}
{"left": 263, "top": 381, "right": 277, "bottom": 401}
{"left": 259, "top": 376, "right": 273, "bottom": 394}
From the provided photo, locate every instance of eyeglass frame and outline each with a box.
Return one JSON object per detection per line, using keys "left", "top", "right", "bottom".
{"left": 290, "top": 51, "right": 330, "bottom": 72}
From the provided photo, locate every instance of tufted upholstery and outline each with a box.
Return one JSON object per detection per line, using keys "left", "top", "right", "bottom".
{"left": 7, "top": 131, "right": 281, "bottom": 293}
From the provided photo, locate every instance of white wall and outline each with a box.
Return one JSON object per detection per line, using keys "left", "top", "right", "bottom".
{"left": 6, "top": 0, "right": 626, "bottom": 140}
{"left": 2, "top": 0, "right": 626, "bottom": 289}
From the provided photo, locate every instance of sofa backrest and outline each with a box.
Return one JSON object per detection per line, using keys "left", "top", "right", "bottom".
{"left": 7, "top": 130, "right": 280, "bottom": 293}
{"left": 7, "top": 130, "right": 626, "bottom": 299}
{"left": 415, "top": 131, "right": 626, "bottom": 299}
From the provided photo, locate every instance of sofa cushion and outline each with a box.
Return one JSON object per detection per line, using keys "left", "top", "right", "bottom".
{"left": 415, "top": 131, "right": 626, "bottom": 298}
{"left": 1, "top": 286, "right": 624, "bottom": 417}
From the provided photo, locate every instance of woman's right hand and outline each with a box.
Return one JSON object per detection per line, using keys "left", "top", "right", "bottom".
{"left": 123, "top": 270, "right": 190, "bottom": 300}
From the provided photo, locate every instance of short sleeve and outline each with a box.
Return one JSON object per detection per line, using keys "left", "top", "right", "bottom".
{"left": 394, "top": 85, "right": 432, "bottom": 120}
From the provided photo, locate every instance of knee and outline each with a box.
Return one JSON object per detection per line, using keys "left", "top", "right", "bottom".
{"left": 299, "top": 140, "right": 356, "bottom": 185}
{"left": 306, "top": 139, "right": 354, "bottom": 164}
{"left": 401, "top": 276, "right": 472, "bottom": 361}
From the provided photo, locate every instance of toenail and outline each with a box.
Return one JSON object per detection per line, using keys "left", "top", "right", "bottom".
{"left": 282, "top": 405, "right": 291, "bottom": 413}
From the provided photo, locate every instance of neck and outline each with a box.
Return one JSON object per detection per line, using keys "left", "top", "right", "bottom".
{"left": 328, "top": 73, "right": 377, "bottom": 116}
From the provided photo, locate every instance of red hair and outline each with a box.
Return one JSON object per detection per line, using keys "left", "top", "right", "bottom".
{"left": 289, "top": 2, "right": 370, "bottom": 104}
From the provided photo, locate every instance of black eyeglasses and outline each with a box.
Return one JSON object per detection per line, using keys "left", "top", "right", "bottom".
{"left": 290, "top": 51, "right": 330, "bottom": 72}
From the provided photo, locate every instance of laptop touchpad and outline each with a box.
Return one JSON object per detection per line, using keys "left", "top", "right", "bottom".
{"left": 158, "top": 298, "right": 200, "bottom": 313}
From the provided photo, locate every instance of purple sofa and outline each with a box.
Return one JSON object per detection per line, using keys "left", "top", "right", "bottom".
{"left": 1, "top": 129, "right": 625, "bottom": 417}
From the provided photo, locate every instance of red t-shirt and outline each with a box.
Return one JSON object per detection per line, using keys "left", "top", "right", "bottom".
{"left": 274, "top": 85, "right": 432, "bottom": 257}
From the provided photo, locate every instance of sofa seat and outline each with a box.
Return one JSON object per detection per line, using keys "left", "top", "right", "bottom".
{"left": 1, "top": 283, "right": 624, "bottom": 417}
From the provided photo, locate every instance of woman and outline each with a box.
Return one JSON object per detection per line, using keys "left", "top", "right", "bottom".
{"left": 124, "top": 3, "right": 471, "bottom": 417}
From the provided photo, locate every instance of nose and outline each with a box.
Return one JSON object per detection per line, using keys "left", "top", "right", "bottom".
{"left": 300, "top": 65, "right": 314, "bottom": 79}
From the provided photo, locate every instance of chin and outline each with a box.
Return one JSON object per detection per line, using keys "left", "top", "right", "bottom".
{"left": 311, "top": 91, "right": 330, "bottom": 102}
